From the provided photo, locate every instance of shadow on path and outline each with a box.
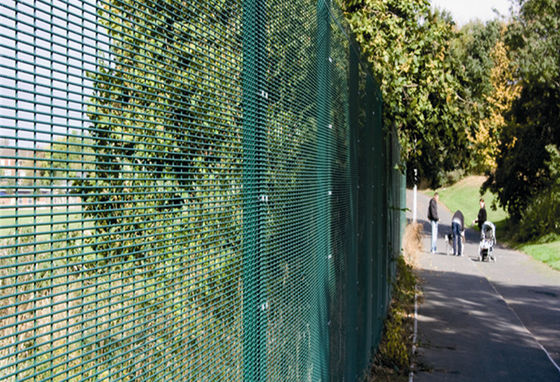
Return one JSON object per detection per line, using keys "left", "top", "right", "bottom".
{"left": 415, "top": 266, "right": 560, "bottom": 382}
{"left": 407, "top": 190, "right": 560, "bottom": 381}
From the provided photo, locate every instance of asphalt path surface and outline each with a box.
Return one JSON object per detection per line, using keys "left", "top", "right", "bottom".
{"left": 408, "top": 190, "right": 560, "bottom": 381}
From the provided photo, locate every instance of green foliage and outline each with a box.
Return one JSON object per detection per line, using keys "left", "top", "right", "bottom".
{"left": 341, "top": 0, "right": 470, "bottom": 187}
{"left": 74, "top": 0, "right": 244, "bottom": 378}
{"left": 452, "top": 21, "right": 501, "bottom": 114}
{"left": 80, "top": 0, "right": 243, "bottom": 275}
{"left": 485, "top": 116, "right": 556, "bottom": 218}
{"left": 507, "top": 0, "right": 560, "bottom": 90}
{"left": 0, "top": 227, "right": 91, "bottom": 381}
{"left": 450, "top": 21, "right": 521, "bottom": 173}
{"left": 516, "top": 187, "right": 560, "bottom": 241}
{"left": 383, "top": 313, "right": 408, "bottom": 368}
{"left": 484, "top": 0, "right": 560, "bottom": 218}
{"left": 515, "top": 145, "right": 560, "bottom": 241}
{"left": 441, "top": 169, "right": 466, "bottom": 187}
{"left": 36, "top": 135, "right": 95, "bottom": 189}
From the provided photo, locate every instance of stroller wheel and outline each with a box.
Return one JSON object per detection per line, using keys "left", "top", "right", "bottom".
{"left": 480, "top": 249, "right": 489, "bottom": 262}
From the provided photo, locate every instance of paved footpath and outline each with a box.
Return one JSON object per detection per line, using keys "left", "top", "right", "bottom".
{"left": 408, "top": 190, "right": 560, "bottom": 381}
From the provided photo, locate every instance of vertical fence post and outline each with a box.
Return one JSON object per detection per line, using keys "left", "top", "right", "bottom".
{"left": 369, "top": 79, "right": 384, "bottom": 347}
{"left": 344, "top": 41, "right": 359, "bottom": 381}
{"left": 316, "top": 0, "right": 330, "bottom": 380}
{"left": 242, "top": 0, "right": 266, "bottom": 380}
{"left": 401, "top": 164, "right": 407, "bottom": 253}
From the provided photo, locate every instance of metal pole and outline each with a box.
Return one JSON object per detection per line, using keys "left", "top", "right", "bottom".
{"left": 413, "top": 168, "right": 417, "bottom": 223}
{"left": 315, "top": 0, "right": 331, "bottom": 380}
{"left": 242, "top": 0, "right": 266, "bottom": 379}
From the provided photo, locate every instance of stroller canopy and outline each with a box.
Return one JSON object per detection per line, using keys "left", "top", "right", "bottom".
{"left": 481, "top": 221, "right": 496, "bottom": 240}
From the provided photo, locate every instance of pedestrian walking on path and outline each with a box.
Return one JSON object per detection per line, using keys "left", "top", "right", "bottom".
{"left": 428, "top": 192, "right": 439, "bottom": 254}
{"left": 473, "top": 198, "right": 487, "bottom": 231}
{"left": 451, "top": 210, "right": 464, "bottom": 256}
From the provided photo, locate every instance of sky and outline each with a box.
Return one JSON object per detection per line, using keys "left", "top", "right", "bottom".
{"left": 0, "top": 0, "right": 100, "bottom": 149}
{"left": 430, "top": 0, "right": 513, "bottom": 26}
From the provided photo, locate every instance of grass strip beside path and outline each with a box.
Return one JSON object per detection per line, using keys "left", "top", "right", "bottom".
{"left": 519, "top": 241, "right": 560, "bottom": 271}
{"left": 425, "top": 176, "right": 507, "bottom": 230}
{"left": 423, "top": 176, "right": 560, "bottom": 271}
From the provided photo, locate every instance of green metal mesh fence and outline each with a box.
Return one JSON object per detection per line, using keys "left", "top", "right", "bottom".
{"left": 0, "top": 0, "right": 405, "bottom": 380}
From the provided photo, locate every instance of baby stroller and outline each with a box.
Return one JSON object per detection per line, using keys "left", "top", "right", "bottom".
{"left": 478, "top": 221, "right": 496, "bottom": 262}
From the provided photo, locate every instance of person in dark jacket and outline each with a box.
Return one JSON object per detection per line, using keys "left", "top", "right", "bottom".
{"left": 428, "top": 192, "right": 439, "bottom": 254}
{"left": 473, "top": 198, "right": 487, "bottom": 231}
{"left": 452, "top": 210, "right": 465, "bottom": 256}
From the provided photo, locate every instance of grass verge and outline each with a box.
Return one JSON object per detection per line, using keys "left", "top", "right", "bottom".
{"left": 424, "top": 176, "right": 560, "bottom": 271}
{"left": 425, "top": 176, "right": 508, "bottom": 230}
{"left": 518, "top": 238, "right": 560, "bottom": 271}
{"left": 364, "top": 223, "right": 422, "bottom": 381}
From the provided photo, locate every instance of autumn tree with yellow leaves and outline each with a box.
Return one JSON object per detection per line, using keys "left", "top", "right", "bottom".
{"left": 472, "top": 27, "right": 521, "bottom": 172}
{"left": 484, "top": 0, "right": 559, "bottom": 221}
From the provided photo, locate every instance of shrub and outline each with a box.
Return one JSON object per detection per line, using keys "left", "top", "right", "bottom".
{"left": 516, "top": 185, "right": 560, "bottom": 241}
{"left": 516, "top": 145, "right": 560, "bottom": 241}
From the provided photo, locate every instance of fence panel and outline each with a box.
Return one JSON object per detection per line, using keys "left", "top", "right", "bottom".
{"left": 0, "top": 0, "right": 404, "bottom": 380}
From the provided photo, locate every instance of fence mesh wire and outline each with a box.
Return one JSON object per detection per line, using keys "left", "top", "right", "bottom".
{"left": 0, "top": 0, "right": 404, "bottom": 380}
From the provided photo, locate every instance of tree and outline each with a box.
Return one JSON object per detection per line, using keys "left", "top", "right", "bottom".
{"left": 451, "top": 21, "right": 501, "bottom": 119}
{"left": 75, "top": 0, "right": 244, "bottom": 377}
{"left": 515, "top": 145, "right": 560, "bottom": 240}
{"left": 342, "top": 0, "right": 470, "bottom": 187}
{"left": 452, "top": 22, "right": 521, "bottom": 172}
{"left": 81, "top": 0, "right": 242, "bottom": 271}
{"left": 483, "top": 0, "right": 559, "bottom": 218}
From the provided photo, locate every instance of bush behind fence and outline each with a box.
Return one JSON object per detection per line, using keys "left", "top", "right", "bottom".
{"left": 0, "top": 0, "right": 404, "bottom": 380}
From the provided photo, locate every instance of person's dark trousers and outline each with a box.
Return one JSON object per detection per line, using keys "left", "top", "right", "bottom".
{"left": 452, "top": 222, "right": 462, "bottom": 256}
